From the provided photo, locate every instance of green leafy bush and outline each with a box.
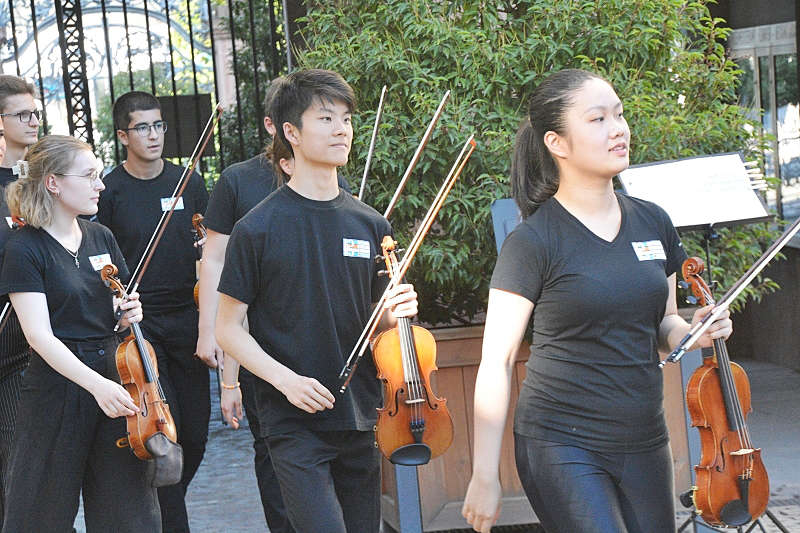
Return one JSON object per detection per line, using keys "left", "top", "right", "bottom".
{"left": 299, "top": 0, "right": 779, "bottom": 324}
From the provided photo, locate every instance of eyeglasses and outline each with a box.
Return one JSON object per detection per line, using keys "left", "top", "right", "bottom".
{"left": 57, "top": 169, "right": 103, "bottom": 184}
{"left": 0, "top": 109, "right": 41, "bottom": 124}
{"left": 120, "top": 121, "right": 168, "bottom": 137}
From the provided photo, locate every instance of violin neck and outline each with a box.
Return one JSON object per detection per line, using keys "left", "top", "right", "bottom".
{"left": 131, "top": 322, "right": 158, "bottom": 384}
{"left": 713, "top": 337, "right": 746, "bottom": 432}
{"left": 396, "top": 317, "right": 420, "bottom": 382}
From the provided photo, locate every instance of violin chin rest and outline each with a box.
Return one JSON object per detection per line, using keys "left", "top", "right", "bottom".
{"left": 720, "top": 499, "right": 751, "bottom": 527}
{"left": 389, "top": 443, "right": 431, "bottom": 466}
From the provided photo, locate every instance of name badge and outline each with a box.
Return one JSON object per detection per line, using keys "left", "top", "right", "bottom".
{"left": 4, "top": 217, "right": 12, "bottom": 228}
{"left": 631, "top": 240, "right": 666, "bottom": 261}
{"left": 343, "top": 238, "right": 370, "bottom": 259}
{"left": 161, "top": 197, "right": 184, "bottom": 212}
{"left": 89, "top": 253, "right": 112, "bottom": 271}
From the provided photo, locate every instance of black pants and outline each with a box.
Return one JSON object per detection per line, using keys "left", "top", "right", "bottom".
{"left": 240, "top": 369, "right": 294, "bottom": 533}
{"left": 267, "top": 428, "right": 380, "bottom": 533}
{"left": 514, "top": 433, "right": 675, "bottom": 533}
{"left": 141, "top": 306, "right": 210, "bottom": 533}
{"left": 2, "top": 338, "right": 161, "bottom": 532}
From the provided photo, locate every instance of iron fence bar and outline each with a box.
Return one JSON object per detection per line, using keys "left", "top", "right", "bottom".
{"left": 28, "top": 0, "right": 49, "bottom": 135}
{"left": 267, "top": 0, "right": 280, "bottom": 77}
{"left": 100, "top": 0, "right": 120, "bottom": 163}
{"left": 226, "top": 0, "right": 245, "bottom": 160}
{"left": 8, "top": 0, "right": 21, "bottom": 76}
{"left": 247, "top": 0, "right": 263, "bottom": 147}
{"left": 121, "top": 0, "right": 134, "bottom": 90}
{"left": 142, "top": 0, "right": 157, "bottom": 95}
{"left": 281, "top": 0, "right": 292, "bottom": 71}
{"left": 185, "top": 0, "right": 204, "bottom": 172}
{"left": 54, "top": 0, "right": 94, "bottom": 145}
{"left": 205, "top": 0, "right": 224, "bottom": 169}
{"left": 163, "top": 0, "right": 183, "bottom": 166}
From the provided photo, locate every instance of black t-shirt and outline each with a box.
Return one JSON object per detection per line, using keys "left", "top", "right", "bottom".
{"left": 0, "top": 218, "right": 129, "bottom": 342}
{"left": 97, "top": 161, "right": 208, "bottom": 313}
{"left": 218, "top": 186, "right": 391, "bottom": 434}
{"left": 491, "top": 193, "right": 687, "bottom": 453}
{"left": 204, "top": 153, "right": 352, "bottom": 236}
{"left": 0, "top": 167, "right": 14, "bottom": 188}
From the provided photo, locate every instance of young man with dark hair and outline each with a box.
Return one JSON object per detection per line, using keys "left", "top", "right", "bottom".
{"left": 198, "top": 79, "right": 352, "bottom": 532}
{"left": 216, "top": 69, "right": 418, "bottom": 533}
{"left": 97, "top": 90, "right": 209, "bottom": 533}
{"left": 0, "top": 74, "right": 40, "bottom": 525}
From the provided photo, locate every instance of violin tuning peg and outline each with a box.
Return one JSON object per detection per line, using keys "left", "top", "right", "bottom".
{"left": 686, "top": 296, "right": 698, "bottom": 305}
{"left": 677, "top": 281, "right": 689, "bottom": 290}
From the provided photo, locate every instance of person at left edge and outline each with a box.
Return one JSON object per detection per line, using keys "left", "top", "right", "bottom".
{"left": 96, "top": 91, "right": 209, "bottom": 533}
{"left": 0, "top": 135, "right": 159, "bottom": 532}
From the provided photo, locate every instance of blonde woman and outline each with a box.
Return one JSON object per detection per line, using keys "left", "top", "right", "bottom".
{"left": 0, "top": 135, "right": 160, "bottom": 531}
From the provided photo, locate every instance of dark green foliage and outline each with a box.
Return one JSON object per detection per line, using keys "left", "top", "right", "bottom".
{"left": 299, "top": 0, "right": 779, "bottom": 324}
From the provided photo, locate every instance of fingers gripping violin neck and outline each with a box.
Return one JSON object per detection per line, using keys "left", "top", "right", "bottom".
{"left": 101, "top": 264, "right": 178, "bottom": 460}
{"left": 372, "top": 237, "right": 453, "bottom": 465}
{"left": 681, "top": 257, "right": 769, "bottom": 527}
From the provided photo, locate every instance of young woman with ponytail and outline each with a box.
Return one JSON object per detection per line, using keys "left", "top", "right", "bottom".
{"left": 462, "top": 69, "right": 734, "bottom": 533}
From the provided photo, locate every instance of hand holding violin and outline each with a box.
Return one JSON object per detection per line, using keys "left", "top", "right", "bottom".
{"left": 382, "top": 282, "right": 418, "bottom": 320}
{"left": 116, "top": 290, "right": 143, "bottom": 330}
{"left": 688, "top": 303, "right": 732, "bottom": 350}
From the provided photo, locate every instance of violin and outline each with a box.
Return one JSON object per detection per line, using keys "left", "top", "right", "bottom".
{"left": 191, "top": 213, "right": 206, "bottom": 308}
{"left": 681, "top": 257, "right": 769, "bottom": 527}
{"left": 372, "top": 236, "right": 453, "bottom": 464}
{"left": 101, "top": 264, "right": 178, "bottom": 460}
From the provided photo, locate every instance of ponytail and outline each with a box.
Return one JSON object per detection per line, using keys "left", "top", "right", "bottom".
{"left": 510, "top": 118, "right": 559, "bottom": 218}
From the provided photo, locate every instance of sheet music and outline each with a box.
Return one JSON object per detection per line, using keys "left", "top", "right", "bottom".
{"left": 619, "top": 153, "right": 769, "bottom": 229}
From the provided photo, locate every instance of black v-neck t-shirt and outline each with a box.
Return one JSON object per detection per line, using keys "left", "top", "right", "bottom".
{"left": 97, "top": 161, "right": 208, "bottom": 313}
{"left": 491, "top": 193, "right": 687, "bottom": 452}
{"left": 0, "top": 218, "right": 129, "bottom": 342}
{"left": 218, "top": 186, "right": 390, "bottom": 434}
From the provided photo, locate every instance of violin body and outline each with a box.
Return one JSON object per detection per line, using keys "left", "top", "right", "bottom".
{"left": 686, "top": 359, "right": 769, "bottom": 526}
{"left": 115, "top": 334, "right": 178, "bottom": 460}
{"left": 372, "top": 320, "right": 453, "bottom": 461}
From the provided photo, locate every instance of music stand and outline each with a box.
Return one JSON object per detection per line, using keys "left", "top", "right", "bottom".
{"left": 619, "top": 152, "right": 771, "bottom": 282}
{"left": 620, "top": 152, "right": 785, "bottom": 533}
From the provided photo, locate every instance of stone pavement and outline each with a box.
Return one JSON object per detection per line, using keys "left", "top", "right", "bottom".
{"left": 72, "top": 359, "right": 799, "bottom": 532}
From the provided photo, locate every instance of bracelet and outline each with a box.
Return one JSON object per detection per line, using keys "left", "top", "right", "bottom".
{"left": 221, "top": 381, "right": 240, "bottom": 390}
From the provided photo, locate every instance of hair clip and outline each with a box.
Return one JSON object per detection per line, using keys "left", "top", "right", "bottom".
{"left": 11, "top": 160, "right": 29, "bottom": 179}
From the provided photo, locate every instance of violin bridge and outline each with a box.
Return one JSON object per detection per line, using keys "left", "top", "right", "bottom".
{"left": 404, "top": 398, "right": 425, "bottom": 405}
{"left": 730, "top": 448, "right": 755, "bottom": 456}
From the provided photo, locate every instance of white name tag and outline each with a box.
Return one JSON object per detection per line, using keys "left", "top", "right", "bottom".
{"left": 631, "top": 240, "right": 666, "bottom": 261}
{"left": 161, "top": 197, "right": 184, "bottom": 212}
{"left": 4, "top": 216, "right": 12, "bottom": 228}
{"left": 343, "top": 238, "right": 370, "bottom": 259}
{"left": 89, "top": 253, "right": 112, "bottom": 271}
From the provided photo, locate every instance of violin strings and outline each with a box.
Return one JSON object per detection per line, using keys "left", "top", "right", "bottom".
{"left": 702, "top": 284, "right": 753, "bottom": 452}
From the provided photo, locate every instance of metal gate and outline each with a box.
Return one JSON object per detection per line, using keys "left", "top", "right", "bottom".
{"left": 0, "top": 0, "right": 294, "bottom": 173}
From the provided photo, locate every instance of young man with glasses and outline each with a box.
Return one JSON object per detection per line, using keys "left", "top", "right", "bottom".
{"left": 97, "top": 91, "right": 209, "bottom": 533}
{"left": 0, "top": 74, "right": 40, "bottom": 525}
